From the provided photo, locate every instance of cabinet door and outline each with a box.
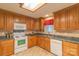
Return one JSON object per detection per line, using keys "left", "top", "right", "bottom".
{"left": 72, "top": 5, "right": 79, "bottom": 30}
{"left": 54, "top": 4, "right": 79, "bottom": 32}
{"left": 37, "top": 37, "right": 45, "bottom": 49}
{"left": 28, "top": 38, "right": 33, "bottom": 48}
{"left": 0, "top": 40, "right": 14, "bottom": 56}
{"left": 66, "top": 5, "right": 79, "bottom": 31}
{"left": 63, "top": 46, "right": 78, "bottom": 56}
{"left": 44, "top": 37, "right": 50, "bottom": 51}
{"left": 25, "top": 17, "right": 31, "bottom": 31}
{"left": 19, "top": 16, "right": 26, "bottom": 23}
{"left": 59, "top": 10, "right": 68, "bottom": 31}
{"left": 0, "top": 13, "right": 5, "bottom": 30}
{"left": 63, "top": 41, "right": 79, "bottom": 56}
{"left": 34, "top": 20, "right": 40, "bottom": 31}
{"left": 5, "top": 14, "right": 14, "bottom": 32}
{"left": 41, "top": 37, "right": 45, "bottom": 49}
{"left": 54, "top": 12, "right": 61, "bottom": 32}
{"left": 54, "top": 10, "right": 68, "bottom": 32}
{"left": 28, "top": 36, "right": 37, "bottom": 48}
{"left": 14, "top": 15, "right": 25, "bottom": 23}
{"left": 25, "top": 17, "right": 30, "bottom": 31}
{"left": 2, "top": 45, "right": 14, "bottom": 56}
{"left": 37, "top": 37, "right": 44, "bottom": 48}
{"left": 30, "top": 19, "right": 35, "bottom": 31}
{"left": 40, "top": 19, "right": 44, "bottom": 31}
{"left": 28, "top": 37, "right": 34, "bottom": 48}
{"left": 0, "top": 45, "right": 2, "bottom": 56}
{"left": 76, "top": 5, "right": 79, "bottom": 30}
{"left": 37, "top": 37, "right": 41, "bottom": 46}
{"left": 68, "top": 7, "right": 75, "bottom": 30}
{"left": 26, "top": 17, "right": 36, "bottom": 31}
{"left": 30, "top": 19, "right": 33, "bottom": 30}
{"left": 39, "top": 37, "right": 50, "bottom": 51}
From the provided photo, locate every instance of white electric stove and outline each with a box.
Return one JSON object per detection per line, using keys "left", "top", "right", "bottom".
{"left": 13, "top": 23, "right": 28, "bottom": 54}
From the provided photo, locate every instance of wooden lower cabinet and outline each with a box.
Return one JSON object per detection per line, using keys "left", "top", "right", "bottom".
{"left": 43, "top": 37, "right": 50, "bottom": 51}
{"left": 28, "top": 36, "right": 50, "bottom": 51}
{"left": 62, "top": 40, "right": 79, "bottom": 56}
{"left": 0, "top": 39, "right": 14, "bottom": 56}
{"left": 37, "top": 37, "right": 42, "bottom": 47}
{"left": 28, "top": 36, "right": 37, "bottom": 48}
{"left": 37, "top": 37, "right": 44, "bottom": 48}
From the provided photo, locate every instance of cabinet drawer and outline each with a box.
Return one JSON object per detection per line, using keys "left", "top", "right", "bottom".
{"left": 2, "top": 43, "right": 14, "bottom": 47}
{"left": 3, "top": 46, "right": 14, "bottom": 51}
{"left": 63, "top": 41, "right": 78, "bottom": 48}
{"left": 1, "top": 40, "right": 14, "bottom": 46}
{"left": 63, "top": 46, "right": 78, "bottom": 56}
{"left": 2, "top": 45, "right": 14, "bottom": 56}
{"left": 3, "top": 50, "right": 13, "bottom": 56}
{"left": 63, "top": 52, "right": 73, "bottom": 56}
{"left": 69, "top": 48, "right": 78, "bottom": 56}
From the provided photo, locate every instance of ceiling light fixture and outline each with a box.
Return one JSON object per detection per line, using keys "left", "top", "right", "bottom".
{"left": 45, "top": 14, "right": 49, "bottom": 17}
{"left": 20, "top": 0, "right": 45, "bottom": 12}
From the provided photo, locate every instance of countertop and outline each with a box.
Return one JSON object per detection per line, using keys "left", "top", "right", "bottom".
{"left": 26, "top": 32, "right": 79, "bottom": 43}
{"left": 0, "top": 36, "right": 13, "bottom": 40}
{"left": 0, "top": 32, "right": 79, "bottom": 43}
{"left": 26, "top": 32, "right": 79, "bottom": 38}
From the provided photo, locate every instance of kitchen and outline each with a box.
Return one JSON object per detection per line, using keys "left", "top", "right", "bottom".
{"left": 0, "top": 3, "right": 79, "bottom": 56}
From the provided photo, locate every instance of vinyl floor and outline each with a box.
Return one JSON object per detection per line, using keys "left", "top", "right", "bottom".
{"left": 13, "top": 46, "right": 53, "bottom": 56}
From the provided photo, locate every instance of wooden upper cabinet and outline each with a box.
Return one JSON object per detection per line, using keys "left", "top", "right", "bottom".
{"left": 34, "top": 20, "right": 40, "bottom": 31}
{"left": 54, "top": 9, "right": 69, "bottom": 32}
{"left": 77, "top": 4, "right": 79, "bottom": 30}
{"left": 60, "top": 10, "right": 67, "bottom": 31}
{"left": 0, "top": 13, "right": 5, "bottom": 30}
{"left": 68, "top": 6, "right": 76, "bottom": 31}
{"left": 25, "top": 17, "right": 30, "bottom": 31}
{"left": 54, "top": 4, "right": 79, "bottom": 32}
{"left": 0, "top": 9, "right": 36, "bottom": 32}
{"left": 5, "top": 13, "right": 14, "bottom": 32}
{"left": 13, "top": 15, "right": 26, "bottom": 23}
{"left": 25, "top": 17, "right": 36, "bottom": 31}
{"left": 72, "top": 5, "right": 79, "bottom": 30}
{"left": 40, "top": 18, "right": 44, "bottom": 32}
{"left": 19, "top": 16, "right": 26, "bottom": 23}
{"left": 13, "top": 15, "right": 20, "bottom": 22}
{"left": 67, "top": 5, "right": 79, "bottom": 31}
{"left": 54, "top": 12, "right": 61, "bottom": 31}
{"left": 30, "top": 18, "right": 35, "bottom": 31}
{"left": 25, "top": 17, "right": 32, "bottom": 31}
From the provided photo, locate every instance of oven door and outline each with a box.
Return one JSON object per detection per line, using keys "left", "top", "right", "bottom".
{"left": 15, "top": 39, "right": 26, "bottom": 49}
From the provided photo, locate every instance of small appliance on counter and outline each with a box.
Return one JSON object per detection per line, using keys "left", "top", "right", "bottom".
{"left": 0, "top": 31, "right": 8, "bottom": 39}
{"left": 13, "top": 23, "right": 28, "bottom": 54}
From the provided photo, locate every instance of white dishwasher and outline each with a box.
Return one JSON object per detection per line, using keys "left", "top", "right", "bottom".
{"left": 50, "top": 39, "right": 62, "bottom": 56}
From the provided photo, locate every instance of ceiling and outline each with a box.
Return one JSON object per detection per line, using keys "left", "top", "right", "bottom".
{"left": 0, "top": 3, "right": 75, "bottom": 18}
